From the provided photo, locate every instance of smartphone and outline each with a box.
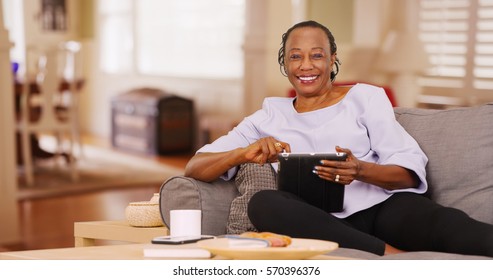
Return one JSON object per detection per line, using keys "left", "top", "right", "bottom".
{"left": 151, "top": 235, "right": 214, "bottom": 245}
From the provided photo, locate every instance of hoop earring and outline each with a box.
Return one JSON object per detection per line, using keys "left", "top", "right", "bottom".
{"left": 330, "top": 60, "right": 340, "bottom": 82}
{"left": 280, "top": 65, "right": 288, "bottom": 77}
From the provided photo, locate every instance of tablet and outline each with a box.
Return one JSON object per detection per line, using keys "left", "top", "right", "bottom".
{"left": 277, "top": 152, "right": 347, "bottom": 213}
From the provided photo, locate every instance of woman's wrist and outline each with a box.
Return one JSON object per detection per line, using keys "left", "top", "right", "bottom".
{"left": 228, "top": 147, "right": 250, "bottom": 167}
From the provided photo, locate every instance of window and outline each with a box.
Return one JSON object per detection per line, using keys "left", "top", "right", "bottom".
{"left": 98, "top": 0, "right": 245, "bottom": 79}
{"left": 418, "top": 0, "right": 493, "bottom": 102}
{"left": 474, "top": 0, "right": 493, "bottom": 89}
{"left": 99, "top": 0, "right": 134, "bottom": 74}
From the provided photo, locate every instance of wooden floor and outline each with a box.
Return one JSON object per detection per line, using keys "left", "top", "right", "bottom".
{"left": 0, "top": 135, "right": 192, "bottom": 252}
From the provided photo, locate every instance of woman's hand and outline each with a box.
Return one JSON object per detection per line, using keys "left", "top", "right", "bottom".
{"left": 314, "top": 146, "right": 420, "bottom": 190}
{"left": 243, "top": 137, "right": 291, "bottom": 165}
{"left": 314, "top": 146, "right": 360, "bottom": 185}
{"left": 185, "top": 137, "right": 290, "bottom": 182}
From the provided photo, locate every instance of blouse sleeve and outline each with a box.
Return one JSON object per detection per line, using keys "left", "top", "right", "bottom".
{"left": 362, "top": 88, "right": 428, "bottom": 193}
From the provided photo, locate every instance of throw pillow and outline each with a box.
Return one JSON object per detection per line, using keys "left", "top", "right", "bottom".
{"left": 226, "top": 163, "right": 277, "bottom": 234}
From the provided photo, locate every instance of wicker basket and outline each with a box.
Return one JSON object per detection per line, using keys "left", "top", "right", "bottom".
{"left": 125, "top": 201, "right": 164, "bottom": 227}
{"left": 149, "top": 193, "right": 160, "bottom": 203}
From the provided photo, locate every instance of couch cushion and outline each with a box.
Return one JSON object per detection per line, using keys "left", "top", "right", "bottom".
{"left": 394, "top": 103, "right": 493, "bottom": 225}
{"left": 227, "top": 163, "right": 278, "bottom": 234}
{"left": 325, "top": 248, "right": 491, "bottom": 259}
{"left": 378, "top": 251, "right": 493, "bottom": 260}
{"left": 159, "top": 176, "right": 239, "bottom": 236}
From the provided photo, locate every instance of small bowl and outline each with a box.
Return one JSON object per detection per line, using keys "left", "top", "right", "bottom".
{"left": 125, "top": 201, "right": 164, "bottom": 227}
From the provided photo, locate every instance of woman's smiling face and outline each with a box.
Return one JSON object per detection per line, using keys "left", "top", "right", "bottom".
{"left": 284, "top": 27, "right": 336, "bottom": 97}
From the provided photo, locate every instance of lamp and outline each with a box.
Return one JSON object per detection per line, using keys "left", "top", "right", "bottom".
{"left": 375, "top": 30, "right": 431, "bottom": 107}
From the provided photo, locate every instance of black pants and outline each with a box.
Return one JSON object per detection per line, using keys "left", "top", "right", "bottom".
{"left": 248, "top": 190, "right": 493, "bottom": 257}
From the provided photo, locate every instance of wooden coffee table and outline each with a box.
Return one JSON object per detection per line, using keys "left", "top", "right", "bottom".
{"left": 0, "top": 243, "right": 188, "bottom": 260}
{"left": 0, "top": 242, "right": 349, "bottom": 260}
{"left": 73, "top": 220, "right": 168, "bottom": 247}
{"left": 0, "top": 220, "right": 350, "bottom": 260}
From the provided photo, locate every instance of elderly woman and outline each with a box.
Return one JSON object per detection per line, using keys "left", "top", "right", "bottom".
{"left": 185, "top": 20, "right": 493, "bottom": 257}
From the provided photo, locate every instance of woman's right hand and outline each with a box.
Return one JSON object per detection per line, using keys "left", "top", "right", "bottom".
{"left": 243, "top": 137, "right": 291, "bottom": 165}
{"left": 185, "top": 137, "right": 290, "bottom": 182}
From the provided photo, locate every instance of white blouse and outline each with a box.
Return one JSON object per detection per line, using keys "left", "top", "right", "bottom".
{"left": 197, "top": 83, "right": 428, "bottom": 218}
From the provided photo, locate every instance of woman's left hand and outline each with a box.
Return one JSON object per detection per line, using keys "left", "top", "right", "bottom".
{"left": 314, "top": 146, "right": 361, "bottom": 185}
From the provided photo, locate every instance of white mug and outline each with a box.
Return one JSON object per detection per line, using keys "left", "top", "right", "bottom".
{"left": 170, "top": 209, "right": 202, "bottom": 237}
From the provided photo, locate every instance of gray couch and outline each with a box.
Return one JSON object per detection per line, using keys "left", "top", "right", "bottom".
{"left": 159, "top": 103, "right": 493, "bottom": 259}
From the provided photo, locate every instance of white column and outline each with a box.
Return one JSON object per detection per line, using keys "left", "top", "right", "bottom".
{"left": 243, "top": 0, "right": 269, "bottom": 116}
{"left": 291, "top": 0, "right": 307, "bottom": 24}
{"left": 353, "top": 0, "right": 386, "bottom": 47}
{"left": 386, "top": 0, "right": 427, "bottom": 108}
{"left": 0, "top": 0, "right": 21, "bottom": 244}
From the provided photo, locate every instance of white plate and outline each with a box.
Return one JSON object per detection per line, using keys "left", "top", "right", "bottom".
{"left": 197, "top": 238, "right": 338, "bottom": 260}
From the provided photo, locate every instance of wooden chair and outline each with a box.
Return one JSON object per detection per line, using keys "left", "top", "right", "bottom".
{"left": 56, "top": 40, "right": 84, "bottom": 159}
{"left": 16, "top": 47, "right": 79, "bottom": 186}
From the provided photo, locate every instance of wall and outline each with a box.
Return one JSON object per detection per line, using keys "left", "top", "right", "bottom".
{"left": 308, "top": 0, "right": 353, "bottom": 44}
{"left": 255, "top": 0, "right": 307, "bottom": 106}
{"left": 0, "top": 1, "right": 19, "bottom": 244}
{"left": 78, "top": 0, "right": 93, "bottom": 39}
{"left": 264, "top": 0, "right": 293, "bottom": 100}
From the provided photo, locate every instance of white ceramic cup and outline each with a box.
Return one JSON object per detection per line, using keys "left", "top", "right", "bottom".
{"left": 169, "top": 209, "right": 202, "bottom": 237}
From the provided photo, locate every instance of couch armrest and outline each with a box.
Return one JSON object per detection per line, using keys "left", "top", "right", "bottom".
{"left": 159, "top": 176, "right": 239, "bottom": 236}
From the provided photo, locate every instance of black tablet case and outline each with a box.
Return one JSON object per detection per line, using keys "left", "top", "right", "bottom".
{"left": 277, "top": 153, "right": 346, "bottom": 213}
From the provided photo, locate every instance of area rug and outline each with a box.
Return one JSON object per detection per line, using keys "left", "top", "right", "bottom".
{"left": 17, "top": 142, "right": 185, "bottom": 201}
